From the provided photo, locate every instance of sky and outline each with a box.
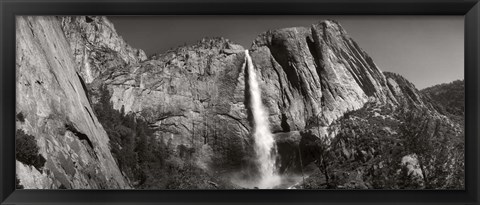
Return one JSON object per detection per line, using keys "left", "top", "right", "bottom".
{"left": 108, "top": 16, "right": 464, "bottom": 89}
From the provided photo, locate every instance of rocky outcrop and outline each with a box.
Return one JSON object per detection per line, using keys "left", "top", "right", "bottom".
{"left": 401, "top": 154, "right": 424, "bottom": 180}
{"left": 384, "top": 72, "right": 435, "bottom": 110}
{"left": 249, "top": 20, "right": 398, "bottom": 133}
{"left": 99, "top": 37, "right": 251, "bottom": 169}
{"left": 93, "top": 20, "right": 407, "bottom": 172}
{"left": 16, "top": 16, "right": 129, "bottom": 189}
{"left": 16, "top": 15, "right": 462, "bottom": 189}
{"left": 61, "top": 16, "right": 147, "bottom": 83}
{"left": 56, "top": 16, "right": 459, "bottom": 182}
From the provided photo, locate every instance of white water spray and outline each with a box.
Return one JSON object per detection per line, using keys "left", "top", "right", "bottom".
{"left": 244, "top": 50, "right": 281, "bottom": 189}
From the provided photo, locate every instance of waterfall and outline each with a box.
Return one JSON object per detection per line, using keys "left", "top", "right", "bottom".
{"left": 244, "top": 50, "right": 281, "bottom": 189}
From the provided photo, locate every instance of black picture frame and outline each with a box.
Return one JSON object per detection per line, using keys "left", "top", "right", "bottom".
{"left": 1, "top": 0, "right": 479, "bottom": 204}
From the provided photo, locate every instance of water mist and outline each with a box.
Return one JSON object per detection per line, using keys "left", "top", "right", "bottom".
{"left": 244, "top": 50, "right": 281, "bottom": 189}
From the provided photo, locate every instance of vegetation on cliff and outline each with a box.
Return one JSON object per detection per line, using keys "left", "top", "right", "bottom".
{"left": 15, "top": 129, "right": 46, "bottom": 172}
{"left": 93, "top": 85, "right": 235, "bottom": 189}
{"left": 298, "top": 103, "right": 464, "bottom": 189}
{"left": 422, "top": 80, "right": 464, "bottom": 124}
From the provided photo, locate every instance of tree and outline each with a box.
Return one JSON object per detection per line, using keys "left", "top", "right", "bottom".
{"left": 93, "top": 86, "right": 160, "bottom": 187}
{"left": 398, "top": 108, "right": 460, "bottom": 189}
{"left": 15, "top": 129, "right": 46, "bottom": 171}
{"left": 399, "top": 109, "right": 432, "bottom": 186}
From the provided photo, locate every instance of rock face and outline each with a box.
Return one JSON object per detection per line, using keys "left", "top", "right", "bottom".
{"left": 92, "top": 20, "right": 413, "bottom": 172}
{"left": 17, "top": 15, "right": 461, "bottom": 189}
{"left": 250, "top": 21, "right": 398, "bottom": 131}
{"left": 16, "top": 16, "right": 129, "bottom": 189}
{"left": 101, "top": 38, "right": 251, "bottom": 169}
{"left": 384, "top": 72, "right": 435, "bottom": 110}
{"left": 61, "top": 16, "right": 147, "bottom": 83}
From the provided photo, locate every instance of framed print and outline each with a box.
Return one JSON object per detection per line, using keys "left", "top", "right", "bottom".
{"left": 1, "top": 0, "right": 479, "bottom": 204}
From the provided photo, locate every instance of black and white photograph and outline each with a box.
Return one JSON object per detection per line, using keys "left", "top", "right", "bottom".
{"left": 15, "top": 15, "right": 464, "bottom": 190}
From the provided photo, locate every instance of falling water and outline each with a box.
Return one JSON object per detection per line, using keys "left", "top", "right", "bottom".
{"left": 244, "top": 50, "right": 281, "bottom": 189}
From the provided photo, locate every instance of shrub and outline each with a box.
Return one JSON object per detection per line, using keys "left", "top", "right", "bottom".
{"left": 16, "top": 175, "right": 24, "bottom": 189}
{"left": 313, "top": 105, "right": 464, "bottom": 189}
{"left": 16, "top": 112, "right": 25, "bottom": 122}
{"left": 15, "top": 129, "right": 46, "bottom": 171}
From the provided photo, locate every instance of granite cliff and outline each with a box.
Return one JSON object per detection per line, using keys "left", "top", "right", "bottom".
{"left": 84, "top": 19, "right": 431, "bottom": 171}
{"left": 61, "top": 16, "right": 147, "bottom": 83}
{"left": 16, "top": 16, "right": 129, "bottom": 189}
{"left": 15, "top": 16, "right": 463, "bottom": 189}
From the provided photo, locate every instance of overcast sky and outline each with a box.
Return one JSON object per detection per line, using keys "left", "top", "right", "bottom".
{"left": 109, "top": 16, "right": 463, "bottom": 89}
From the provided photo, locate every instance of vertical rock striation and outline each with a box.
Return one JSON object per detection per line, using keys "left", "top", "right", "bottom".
{"left": 102, "top": 38, "right": 250, "bottom": 170}
{"left": 61, "top": 16, "right": 147, "bottom": 83}
{"left": 16, "top": 15, "right": 455, "bottom": 189}
{"left": 65, "top": 18, "right": 437, "bottom": 174}
{"left": 249, "top": 20, "right": 398, "bottom": 135}
{"left": 16, "top": 16, "right": 129, "bottom": 189}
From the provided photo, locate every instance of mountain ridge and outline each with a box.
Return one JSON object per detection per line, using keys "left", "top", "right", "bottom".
{"left": 15, "top": 16, "right": 464, "bottom": 189}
